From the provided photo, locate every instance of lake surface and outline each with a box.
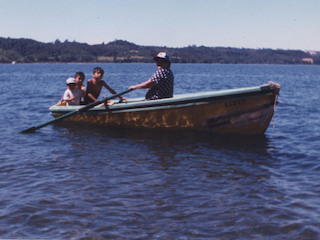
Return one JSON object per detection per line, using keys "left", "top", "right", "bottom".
{"left": 0, "top": 63, "right": 319, "bottom": 239}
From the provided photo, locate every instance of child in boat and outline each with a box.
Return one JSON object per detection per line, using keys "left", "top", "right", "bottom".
{"left": 75, "top": 71, "right": 86, "bottom": 94}
{"left": 58, "top": 77, "right": 84, "bottom": 106}
{"left": 84, "top": 67, "right": 127, "bottom": 105}
{"left": 74, "top": 71, "right": 86, "bottom": 104}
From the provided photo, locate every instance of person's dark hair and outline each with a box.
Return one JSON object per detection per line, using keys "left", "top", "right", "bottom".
{"left": 75, "top": 71, "right": 85, "bottom": 79}
{"left": 93, "top": 67, "right": 104, "bottom": 75}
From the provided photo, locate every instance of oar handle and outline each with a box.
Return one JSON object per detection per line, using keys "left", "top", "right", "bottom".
{"left": 78, "top": 88, "right": 133, "bottom": 113}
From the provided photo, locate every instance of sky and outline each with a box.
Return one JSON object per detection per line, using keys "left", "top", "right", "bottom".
{"left": 0, "top": 0, "right": 320, "bottom": 51}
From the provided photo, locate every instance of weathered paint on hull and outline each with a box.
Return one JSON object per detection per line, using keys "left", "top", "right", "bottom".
{"left": 51, "top": 84, "right": 279, "bottom": 134}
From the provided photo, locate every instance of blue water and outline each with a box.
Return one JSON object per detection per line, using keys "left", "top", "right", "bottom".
{"left": 0, "top": 63, "right": 320, "bottom": 239}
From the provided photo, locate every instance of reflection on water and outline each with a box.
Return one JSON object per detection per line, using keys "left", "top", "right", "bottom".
{"left": 55, "top": 121, "right": 270, "bottom": 147}
{"left": 53, "top": 122, "right": 274, "bottom": 166}
{"left": 48, "top": 123, "right": 283, "bottom": 239}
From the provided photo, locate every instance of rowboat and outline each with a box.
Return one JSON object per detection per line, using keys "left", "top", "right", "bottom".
{"left": 49, "top": 82, "right": 280, "bottom": 134}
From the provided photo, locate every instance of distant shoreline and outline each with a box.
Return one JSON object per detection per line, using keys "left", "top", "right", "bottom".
{"left": 1, "top": 37, "right": 319, "bottom": 65}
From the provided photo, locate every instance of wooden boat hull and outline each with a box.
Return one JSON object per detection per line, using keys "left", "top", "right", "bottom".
{"left": 49, "top": 83, "right": 280, "bottom": 134}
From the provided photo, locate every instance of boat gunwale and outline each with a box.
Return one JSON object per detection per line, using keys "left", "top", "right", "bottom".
{"left": 50, "top": 84, "right": 276, "bottom": 114}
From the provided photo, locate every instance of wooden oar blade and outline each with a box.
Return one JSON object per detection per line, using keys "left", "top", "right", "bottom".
{"left": 20, "top": 110, "right": 77, "bottom": 134}
{"left": 20, "top": 127, "right": 37, "bottom": 134}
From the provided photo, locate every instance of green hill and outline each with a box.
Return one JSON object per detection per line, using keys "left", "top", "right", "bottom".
{"left": 0, "top": 37, "right": 318, "bottom": 64}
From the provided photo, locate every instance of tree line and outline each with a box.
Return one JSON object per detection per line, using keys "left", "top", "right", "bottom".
{"left": 0, "top": 37, "right": 319, "bottom": 64}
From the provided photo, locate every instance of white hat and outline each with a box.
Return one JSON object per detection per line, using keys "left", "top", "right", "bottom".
{"left": 66, "top": 77, "right": 76, "bottom": 85}
{"left": 154, "top": 52, "right": 170, "bottom": 62}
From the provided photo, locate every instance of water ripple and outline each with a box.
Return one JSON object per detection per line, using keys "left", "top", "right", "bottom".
{"left": 1, "top": 64, "right": 320, "bottom": 239}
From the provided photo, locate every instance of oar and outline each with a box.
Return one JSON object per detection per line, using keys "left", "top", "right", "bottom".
{"left": 20, "top": 89, "right": 133, "bottom": 133}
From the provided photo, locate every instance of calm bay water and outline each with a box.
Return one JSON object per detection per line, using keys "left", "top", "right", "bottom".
{"left": 0, "top": 63, "right": 320, "bottom": 239}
